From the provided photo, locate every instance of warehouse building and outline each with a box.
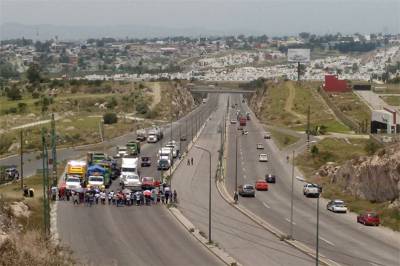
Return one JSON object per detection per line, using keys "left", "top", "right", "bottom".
{"left": 371, "top": 108, "right": 400, "bottom": 134}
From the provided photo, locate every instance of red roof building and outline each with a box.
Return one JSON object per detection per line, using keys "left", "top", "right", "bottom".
{"left": 323, "top": 75, "right": 350, "bottom": 92}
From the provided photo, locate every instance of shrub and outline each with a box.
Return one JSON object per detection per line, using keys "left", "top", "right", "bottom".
{"left": 103, "top": 112, "right": 118, "bottom": 124}
{"left": 136, "top": 101, "right": 149, "bottom": 114}
{"left": 364, "top": 140, "right": 380, "bottom": 155}
{"left": 17, "top": 102, "right": 28, "bottom": 113}
{"left": 6, "top": 86, "right": 22, "bottom": 100}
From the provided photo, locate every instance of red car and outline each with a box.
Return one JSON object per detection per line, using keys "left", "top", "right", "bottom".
{"left": 255, "top": 180, "right": 269, "bottom": 191}
{"left": 357, "top": 212, "right": 380, "bottom": 226}
{"left": 141, "top": 176, "right": 160, "bottom": 189}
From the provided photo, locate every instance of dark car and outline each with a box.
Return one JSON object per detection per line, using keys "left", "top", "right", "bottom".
{"left": 357, "top": 212, "right": 380, "bottom": 226}
{"left": 238, "top": 184, "right": 255, "bottom": 197}
{"left": 180, "top": 135, "right": 187, "bottom": 141}
{"left": 157, "top": 159, "right": 170, "bottom": 170}
{"left": 265, "top": 174, "right": 276, "bottom": 183}
{"left": 141, "top": 156, "right": 151, "bottom": 167}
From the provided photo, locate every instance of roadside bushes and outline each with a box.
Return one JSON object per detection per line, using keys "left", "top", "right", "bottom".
{"left": 103, "top": 112, "right": 118, "bottom": 124}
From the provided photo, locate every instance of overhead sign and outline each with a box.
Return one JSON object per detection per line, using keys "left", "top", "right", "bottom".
{"left": 287, "top": 49, "right": 310, "bottom": 63}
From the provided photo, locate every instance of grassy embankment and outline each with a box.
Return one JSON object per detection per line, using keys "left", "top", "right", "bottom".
{"left": 254, "top": 81, "right": 350, "bottom": 148}
{"left": 380, "top": 96, "right": 400, "bottom": 106}
{"left": 0, "top": 163, "right": 75, "bottom": 265}
{"left": 296, "top": 138, "right": 399, "bottom": 231}
{"left": 0, "top": 80, "right": 191, "bottom": 157}
{"left": 325, "top": 91, "right": 372, "bottom": 129}
{"left": 269, "top": 129, "right": 299, "bottom": 149}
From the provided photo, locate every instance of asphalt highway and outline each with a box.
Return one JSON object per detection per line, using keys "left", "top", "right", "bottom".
{"left": 1, "top": 97, "right": 223, "bottom": 265}
{"left": 173, "top": 93, "right": 314, "bottom": 266}
{"left": 56, "top": 96, "right": 224, "bottom": 266}
{"left": 225, "top": 94, "right": 400, "bottom": 266}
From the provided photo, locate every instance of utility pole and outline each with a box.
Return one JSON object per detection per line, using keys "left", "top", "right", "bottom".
{"left": 41, "top": 128, "right": 50, "bottom": 237}
{"left": 20, "top": 130, "right": 24, "bottom": 189}
{"left": 51, "top": 113, "right": 57, "bottom": 187}
{"left": 297, "top": 62, "right": 301, "bottom": 82}
{"left": 307, "top": 105, "right": 310, "bottom": 151}
{"left": 290, "top": 150, "right": 295, "bottom": 239}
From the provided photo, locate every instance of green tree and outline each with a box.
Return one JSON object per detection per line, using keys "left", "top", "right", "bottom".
{"left": 136, "top": 101, "right": 149, "bottom": 115}
{"left": 17, "top": 102, "right": 28, "bottom": 113}
{"left": 103, "top": 112, "right": 118, "bottom": 124}
{"left": 6, "top": 86, "right": 22, "bottom": 100}
{"left": 106, "top": 97, "right": 118, "bottom": 109}
{"left": 26, "top": 64, "right": 41, "bottom": 84}
{"left": 311, "top": 145, "right": 319, "bottom": 157}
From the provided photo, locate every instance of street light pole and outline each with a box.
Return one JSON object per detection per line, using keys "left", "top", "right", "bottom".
{"left": 235, "top": 132, "right": 238, "bottom": 193}
{"left": 290, "top": 150, "right": 295, "bottom": 239}
{"left": 194, "top": 145, "right": 212, "bottom": 244}
{"left": 316, "top": 194, "right": 320, "bottom": 266}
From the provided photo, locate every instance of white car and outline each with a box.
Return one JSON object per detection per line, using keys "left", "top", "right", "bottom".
{"left": 258, "top": 153, "right": 268, "bottom": 162}
{"left": 116, "top": 146, "right": 128, "bottom": 158}
{"left": 88, "top": 175, "right": 104, "bottom": 187}
{"left": 121, "top": 174, "right": 142, "bottom": 189}
{"left": 257, "top": 143, "right": 264, "bottom": 150}
{"left": 303, "top": 183, "right": 320, "bottom": 197}
{"left": 147, "top": 134, "right": 158, "bottom": 143}
{"left": 65, "top": 176, "right": 82, "bottom": 190}
{"left": 327, "top": 200, "right": 348, "bottom": 213}
{"left": 230, "top": 120, "right": 237, "bottom": 124}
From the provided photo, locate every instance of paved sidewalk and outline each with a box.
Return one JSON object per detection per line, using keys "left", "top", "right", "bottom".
{"left": 172, "top": 94, "right": 313, "bottom": 266}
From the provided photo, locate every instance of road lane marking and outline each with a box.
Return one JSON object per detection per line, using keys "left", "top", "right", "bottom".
{"left": 285, "top": 218, "right": 296, "bottom": 225}
{"left": 319, "top": 236, "right": 335, "bottom": 246}
{"left": 262, "top": 202, "right": 270, "bottom": 209}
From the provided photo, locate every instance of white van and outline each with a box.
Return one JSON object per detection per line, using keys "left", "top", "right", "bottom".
{"left": 165, "top": 141, "right": 180, "bottom": 158}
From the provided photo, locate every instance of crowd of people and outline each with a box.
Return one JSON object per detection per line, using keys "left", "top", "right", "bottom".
{"left": 58, "top": 185, "right": 177, "bottom": 207}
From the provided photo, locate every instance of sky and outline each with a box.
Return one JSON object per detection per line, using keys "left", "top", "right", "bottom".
{"left": 0, "top": 0, "right": 399, "bottom": 38}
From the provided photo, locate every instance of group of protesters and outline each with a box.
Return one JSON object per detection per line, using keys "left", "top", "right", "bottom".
{"left": 57, "top": 185, "right": 177, "bottom": 207}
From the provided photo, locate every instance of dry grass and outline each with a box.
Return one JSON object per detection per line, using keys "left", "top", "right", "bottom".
{"left": 0, "top": 230, "right": 76, "bottom": 266}
{"left": 327, "top": 92, "right": 371, "bottom": 124}
{"left": 258, "top": 81, "right": 349, "bottom": 133}
{"left": 270, "top": 129, "right": 299, "bottom": 149}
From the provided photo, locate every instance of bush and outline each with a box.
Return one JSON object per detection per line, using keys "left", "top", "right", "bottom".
{"left": 136, "top": 101, "right": 149, "bottom": 115}
{"left": 6, "top": 86, "right": 22, "bottom": 100}
{"left": 103, "top": 112, "right": 118, "bottom": 124}
{"left": 17, "top": 102, "right": 28, "bottom": 113}
{"left": 31, "top": 91, "right": 40, "bottom": 99}
{"left": 364, "top": 140, "right": 380, "bottom": 155}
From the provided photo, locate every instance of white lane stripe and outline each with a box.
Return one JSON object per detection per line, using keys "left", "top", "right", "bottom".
{"left": 263, "top": 202, "right": 270, "bottom": 209}
{"left": 319, "top": 236, "right": 335, "bottom": 246}
{"left": 285, "top": 218, "right": 296, "bottom": 225}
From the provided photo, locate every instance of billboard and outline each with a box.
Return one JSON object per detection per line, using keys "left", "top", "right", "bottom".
{"left": 288, "top": 49, "right": 310, "bottom": 63}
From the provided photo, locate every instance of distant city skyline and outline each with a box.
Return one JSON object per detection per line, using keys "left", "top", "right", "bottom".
{"left": 1, "top": 0, "right": 399, "bottom": 40}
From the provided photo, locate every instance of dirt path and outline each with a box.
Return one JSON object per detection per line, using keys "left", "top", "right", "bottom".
{"left": 150, "top": 82, "right": 162, "bottom": 109}
{"left": 284, "top": 83, "right": 306, "bottom": 120}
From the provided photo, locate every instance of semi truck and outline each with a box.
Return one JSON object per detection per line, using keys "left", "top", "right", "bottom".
{"left": 66, "top": 160, "right": 87, "bottom": 181}
{"left": 87, "top": 152, "right": 107, "bottom": 166}
{"left": 126, "top": 141, "right": 141, "bottom": 156}
{"left": 147, "top": 126, "right": 164, "bottom": 143}
{"left": 136, "top": 129, "right": 147, "bottom": 141}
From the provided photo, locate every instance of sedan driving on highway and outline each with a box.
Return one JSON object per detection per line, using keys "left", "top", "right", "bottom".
{"left": 357, "top": 212, "right": 380, "bottom": 226}
{"left": 264, "top": 132, "right": 271, "bottom": 139}
{"left": 141, "top": 156, "right": 151, "bottom": 167}
{"left": 230, "top": 119, "right": 237, "bottom": 124}
{"left": 327, "top": 200, "right": 348, "bottom": 213}
{"left": 258, "top": 153, "right": 268, "bottom": 162}
{"left": 255, "top": 180, "right": 268, "bottom": 191}
{"left": 265, "top": 174, "right": 276, "bottom": 183}
{"left": 256, "top": 143, "right": 264, "bottom": 149}
{"left": 238, "top": 184, "right": 255, "bottom": 197}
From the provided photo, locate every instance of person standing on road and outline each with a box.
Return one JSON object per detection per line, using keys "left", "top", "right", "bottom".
{"left": 187, "top": 158, "right": 190, "bottom": 166}
{"left": 173, "top": 190, "right": 177, "bottom": 203}
{"left": 72, "top": 192, "right": 79, "bottom": 205}
{"left": 100, "top": 191, "right": 106, "bottom": 205}
{"left": 191, "top": 157, "right": 194, "bottom": 165}
{"left": 135, "top": 191, "right": 141, "bottom": 206}
{"left": 151, "top": 189, "right": 157, "bottom": 204}
{"left": 234, "top": 191, "right": 239, "bottom": 204}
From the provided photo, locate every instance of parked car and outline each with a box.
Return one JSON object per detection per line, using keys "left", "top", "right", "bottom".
{"left": 265, "top": 174, "right": 276, "bottom": 183}
{"left": 357, "top": 212, "right": 380, "bottom": 226}
{"left": 238, "top": 184, "right": 255, "bottom": 197}
{"left": 180, "top": 135, "right": 187, "bottom": 141}
{"left": 327, "top": 200, "right": 348, "bottom": 213}
{"left": 303, "top": 183, "right": 320, "bottom": 197}
{"left": 141, "top": 156, "right": 151, "bottom": 167}
{"left": 120, "top": 174, "right": 142, "bottom": 190}
{"left": 256, "top": 143, "right": 264, "bottom": 149}
{"left": 255, "top": 180, "right": 268, "bottom": 191}
{"left": 264, "top": 132, "right": 271, "bottom": 139}
{"left": 258, "top": 153, "right": 268, "bottom": 162}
